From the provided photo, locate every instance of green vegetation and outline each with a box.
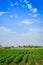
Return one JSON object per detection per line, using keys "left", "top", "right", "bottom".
{"left": 0, "top": 47, "right": 43, "bottom": 65}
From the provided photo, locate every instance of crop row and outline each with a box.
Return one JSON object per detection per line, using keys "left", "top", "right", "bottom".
{"left": 0, "top": 48, "right": 43, "bottom": 65}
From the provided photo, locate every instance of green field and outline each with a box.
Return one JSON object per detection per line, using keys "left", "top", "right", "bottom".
{"left": 0, "top": 48, "right": 43, "bottom": 65}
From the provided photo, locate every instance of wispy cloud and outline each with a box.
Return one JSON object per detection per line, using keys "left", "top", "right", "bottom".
{"left": 22, "top": 5, "right": 25, "bottom": 8}
{"left": 9, "top": 13, "right": 19, "bottom": 19}
{"left": 0, "top": 12, "right": 7, "bottom": 16}
{"left": 21, "top": 19, "right": 33, "bottom": 25}
{"left": 14, "top": 2, "right": 18, "bottom": 6}
{"left": 0, "top": 26, "right": 11, "bottom": 33}
{"left": 27, "top": 4, "right": 32, "bottom": 10}
{"left": 9, "top": 0, "right": 40, "bottom": 17}
{"left": 31, "top": 13, "right": 40, "bottom": 17}
{"left": 23, "top": 0, "right": 40, "bottom": 17}
{"left": 10, "top": 1, "right": 18, "bottom": 7}
{"left": 29, "top": 28, "right": 43, "bottom": 32}
{"left": 10, "top": 1, "right": 14, "bottom": 7}
{"left": 0, "top": 28, "right": 43, "bottom": 46}
{"left": 24, "top": 0, "right": 29, "bottom": 4}
{"left": 32, "top": 8, "right": 38, "bottom": 13}
{"left": 0, "top": 26, "right": 16, "bottom": 34}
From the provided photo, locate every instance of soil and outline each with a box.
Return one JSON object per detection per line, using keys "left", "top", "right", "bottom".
{"left": 15, "top": 64, "right": 18, "bottom": 65}
{"left": 41, "top": 59, "right": 43, "bottom": 64}
{"left": 32, "top": 54, "right": 38, "bottom": 65}
{"left": 25, "top": 61, "right": 28, "bottom": 65}
{"left": 34, "top": 59, "right": 38, "bottom": 65}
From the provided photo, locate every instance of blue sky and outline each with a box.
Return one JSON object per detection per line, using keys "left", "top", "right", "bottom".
{"left": 0, "top": 0, "right": 43, "bottom": 46}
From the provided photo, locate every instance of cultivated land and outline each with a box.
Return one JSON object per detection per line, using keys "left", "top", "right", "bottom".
{"left": 0, "top": 47, "right": 43, "bottom": 65}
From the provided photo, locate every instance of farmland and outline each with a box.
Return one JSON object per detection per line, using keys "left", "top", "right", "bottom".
{"left": 0, "top": 47, "right": 43, "bottom": 65}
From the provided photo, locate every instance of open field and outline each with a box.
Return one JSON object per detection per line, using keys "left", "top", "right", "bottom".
{"left": 0, "top": 48, "right": 43, "bottom": 65}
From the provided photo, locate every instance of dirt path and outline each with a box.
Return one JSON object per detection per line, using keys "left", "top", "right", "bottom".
{"left": 34, "top": 59, "right": 38, "bottom": 65}
{"left": 25, "top": 61, "right": 28, "bottom": 65}
{"left": 32, "top": 54, "right": 38, "bottom": 65}
{"left": 41, "top": 59, "right": 43, "bottom": 64}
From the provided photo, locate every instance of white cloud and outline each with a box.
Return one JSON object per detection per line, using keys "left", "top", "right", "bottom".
{"left": 0, "top": 26, "right": 11, "bottom": 33}
{"left": 10, "top": 1, "right": 14, "bottom": 6}
{"left": 14, "top": 2, "right": 18, "bottom": 6}
{"left": 27, "top": 4, "right": 32, "bottom": 10}
{"left": 24, "top": 0, "right": 29, "bottom": 4}
{"left": 22, "top": 19, "right": 33, "bottom": 25}
{"left": 23, "top": 0, "right": 40, "bottom": 17}
{"left": 0, "top": 26, "right": 16, "bottom": 34}
{"left": 0, "top": 30, "right": 43, "bottom": 46}
{"left": 31, "top": 13, "right": 40, "bottom": 17}
{"left": 32, "top": 14, "right": 38, "bottom": 17}
{"left": 9, "top": 0, "right": 40, "bottom": 18}
{"left": 22, "top": 5, "right": 25, "bottom": 7}
{"left": 32, "top": 8, "right": 38, "bottom": 13}
{"left": 10, "top": 1, "right": 18, "bottom": 7}
{"left": 0, "top": 12, "right": 7, "bottom": 16}
{"left": 29, "top": 28, "right": 43, "bottom": 32}
{"left": 9, "top": 13, "right": 19, "bottom": 19}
